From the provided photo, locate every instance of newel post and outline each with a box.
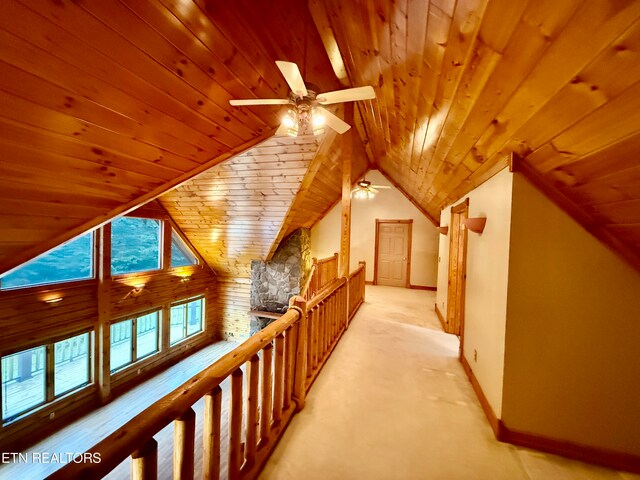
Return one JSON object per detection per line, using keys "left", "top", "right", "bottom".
{"left": 289, "top": 295, "right": 308, "bottom": 411}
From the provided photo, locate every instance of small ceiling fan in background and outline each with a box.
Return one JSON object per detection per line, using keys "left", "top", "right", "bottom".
{"left": 352, "top": 178, "right": 390, "bottom": 199}
{"left": 229, "top": 61, "right": 375, "bottom": 136}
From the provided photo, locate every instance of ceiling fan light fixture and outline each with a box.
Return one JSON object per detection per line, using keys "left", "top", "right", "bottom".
{"left": 354, "top": 188, "right": 374, "bottom": 200}
{"left": 312, "top": 108, "right": 325, "bottom": 127}
{"left": 282, "top": 109, "right": 297, "bottom": 128}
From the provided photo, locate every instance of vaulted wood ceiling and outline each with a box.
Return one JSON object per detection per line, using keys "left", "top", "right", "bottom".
{"left": 160, "top": 134, "right": 322, "bottom": 277}
{"left": 0, "top": 0, "right": 639, "bottom": 275}
{"left": 0, "top": 0, "right": 339, "bottom": 275}
{"left": 311, "top": 0, "right": 640, "bottom": 268}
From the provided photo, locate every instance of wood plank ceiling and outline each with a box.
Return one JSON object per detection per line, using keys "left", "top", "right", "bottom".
{"left": 311, "top": 0, "right": 640, "bottom": 268}
{"left": 0, "top": 0, "right": 340, "bottom": 276}
{"left": 1, "top": 0, "right": 639, "bottom": 275}
{"left": 160, "top": 134, "right": 322, "bottom": 277}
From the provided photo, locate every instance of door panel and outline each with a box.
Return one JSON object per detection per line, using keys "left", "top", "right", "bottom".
{"left": 376, "top": 221, "right": 410, "bottom": 287}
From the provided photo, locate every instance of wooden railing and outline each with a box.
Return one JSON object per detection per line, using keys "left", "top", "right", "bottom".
{"left": 302, "top": 253, "right": 339, "bottom": 301}
{"left": 348, "top": 261, "right": 366, "bottom": 320}
{"left": 49, "top": 262, "right": 366, "bottom": 480}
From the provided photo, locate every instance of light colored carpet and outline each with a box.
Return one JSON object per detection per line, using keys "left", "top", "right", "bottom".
{"left": 260, "top": 286, "right": 639, "bottom": 480}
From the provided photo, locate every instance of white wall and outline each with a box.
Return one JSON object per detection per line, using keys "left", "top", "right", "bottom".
{"left": 310, "top": 170, "right": 439, "bottom": 286}
{"left": 502, "top": 173, "right": 640, "bottom": 454}
{"left": 436, "top": 168, "right": 513, "bottom": 417}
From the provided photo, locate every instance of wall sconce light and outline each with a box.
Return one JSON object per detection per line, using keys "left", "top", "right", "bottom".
{"left": 437, "top": 226, "right": 449, "bottom": 235}
{"left": 180, "top": 275, "right": 191, "bottom": 283}
{"left": 44, "top": 296, "right": 63, "bottom": 305}
{"left": 463, "top": 217, "right": 487, "bottom": 234}
{"left": 133, "top": 284, "right": 145, "bottom": 293}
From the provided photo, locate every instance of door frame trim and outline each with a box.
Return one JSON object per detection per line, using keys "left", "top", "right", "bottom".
{"left": 446, "top": 198, "right": 469, "bottom": 353}
{"left": 373, "top": 219, "right": 413, "bottom": 288}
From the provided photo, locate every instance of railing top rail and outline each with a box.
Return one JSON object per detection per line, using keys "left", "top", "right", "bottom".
{"left": 306, "top": 277, "right": 347, "bottom": 310}
{"left": 317, "top": 253, "right": 338, "bottom": 265}
{"left": 47, "top": 307, "right": 302, "bottom": 480}
{"left": 348, "top": 264, "right": 365, "bottom": 280}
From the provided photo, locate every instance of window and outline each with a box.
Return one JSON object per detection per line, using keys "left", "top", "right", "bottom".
{"left": 111, "top": 217, "right": 161, "bottom": 275}
{"left": 2, "top": 346, "right": 46, "bottom": 421}
{"left": 170, "top": 297, "right": 204, "bottom": 345}
{"left": 54, "top": 333, "right": 90, "bottom": 396}
{"left": 1, "top": 332, "right": 92, "bottom": 422}
{"left": 0, "top": 233, "right": 93, "bottom": 290}
{"left": 171, "top": 230, "right": 198, "bottom": 267}
{"left": 110, "top": 320, "right": 133, "bottom": 372}
{"left": 136, "top": 312, "right": 159, "bottom": 359}
{"left": 110, "top": 311, "right": 159, "bottom": 373}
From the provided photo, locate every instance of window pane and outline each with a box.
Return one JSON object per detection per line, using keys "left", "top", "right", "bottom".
{"left": 136, "top": 312, "right": 159, "bottom": 359}
{"left": 187, "top": 298, "right": 204, "bottom": 336}
{"left": 170, "top": 304, "right": 186, "bottom": 344}
{"left": 0, "top": 233, "right": 93, "bottom": 290}
{"left": 110, "top": 320, "right": 133, "bottom": 372}
{"left": 2, "top": 346, "right": 46, "bottom": 420}
{"left": 54, "top": 333, "right": 90, "bottom": 397}
{"left": 111, "top": 218, "right": 161, "bottom": 275}
{"left": 171, "top": 231, "right": 197, "bottom": 267}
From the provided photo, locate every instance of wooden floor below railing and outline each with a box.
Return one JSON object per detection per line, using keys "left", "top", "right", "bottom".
{"left": 0, "top": 341, "right": 239, "bottom": 480}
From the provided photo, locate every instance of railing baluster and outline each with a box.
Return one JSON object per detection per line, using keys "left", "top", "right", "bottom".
{"left": 174, "top": 408, "right": 195, "bottom": 480}
{"left": 273, "top": 333, "right": 285, "bottom": 425}
{"left": 246, "top": 354, "right": 260, "bottom": 468}
{"left": 131, "top": 437, "right": 158, "bottom": 480}
{"left": 318, "top": 301, "right": 325, "bottom": 360}
{"left": 284, "top": 328, "right": 294, "bottom": 410}
{"left": 229, "top": 368, "right": 244, "bottom": 480}
{"left": 260, "top": 343, "right": 273, "bottom": 445}
{"left": 291, "top": 297, "right": 308, "bottom": 411}
{"left": 312, "top": 306, "right": 319, "bottom": 371}
{"left": 203, "top": 386, "right": 222, "bottom": 480}
{"left": 306, "top": 308, "right": 313, "bottom": 374}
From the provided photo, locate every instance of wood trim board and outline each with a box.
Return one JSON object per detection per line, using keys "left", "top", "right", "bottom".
{"left": 460, "top": 354, "right": 640, "bottom": 473}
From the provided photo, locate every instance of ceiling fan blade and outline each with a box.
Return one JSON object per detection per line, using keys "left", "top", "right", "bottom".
{"left": 229, "top": 99, "right": 290, "bottom": 106}
{"left": 371, "top": 185, "right": 391, "bottom": 189}
{"left": 275, "top": 61, "right": 308, "bottom": 97}
{"left": 275, "top": 123, "right": 290, "bottom": 136}
{"left": 317, "top": 85, "right": 375, "bottom": 105}
{"left": 317, "top": 106, "right": 351, "bottom": 134}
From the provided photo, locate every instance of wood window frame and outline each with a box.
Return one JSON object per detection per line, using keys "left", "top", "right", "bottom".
{"left": 373, "top": 219, "right": 413, "bottom": 288}
{"left": 109, "top": 308, "right": 161, "bottom": 375}
{"left": 169, "top": 296, "right": 206, "bottom": 346}
{"left": 0, "top": 328, "right": 94, "bottom": 424}
{"left": 0, "top": 232, "right": 97, "bottom": 292}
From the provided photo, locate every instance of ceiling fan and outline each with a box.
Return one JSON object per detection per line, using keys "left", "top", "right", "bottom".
{"left": 352, "top": 178, "right": 390, "bottom": 199}
{"left": 229, "top": 61, "right": 375, "bottom": 136}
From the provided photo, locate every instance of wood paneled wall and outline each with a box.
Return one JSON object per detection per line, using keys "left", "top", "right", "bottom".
{"left": 0, "top": 207, "right": 223, "bottom": 452}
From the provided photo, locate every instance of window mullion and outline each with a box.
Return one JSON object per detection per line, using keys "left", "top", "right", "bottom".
{"left": 183, "top": 306, "right": 188, "bottom": 339}
{"left": 46, "top": 344, "right": 55, "bottom": 402}
{"left": 132, "top": 318, "right": 138, "bottom": 363}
